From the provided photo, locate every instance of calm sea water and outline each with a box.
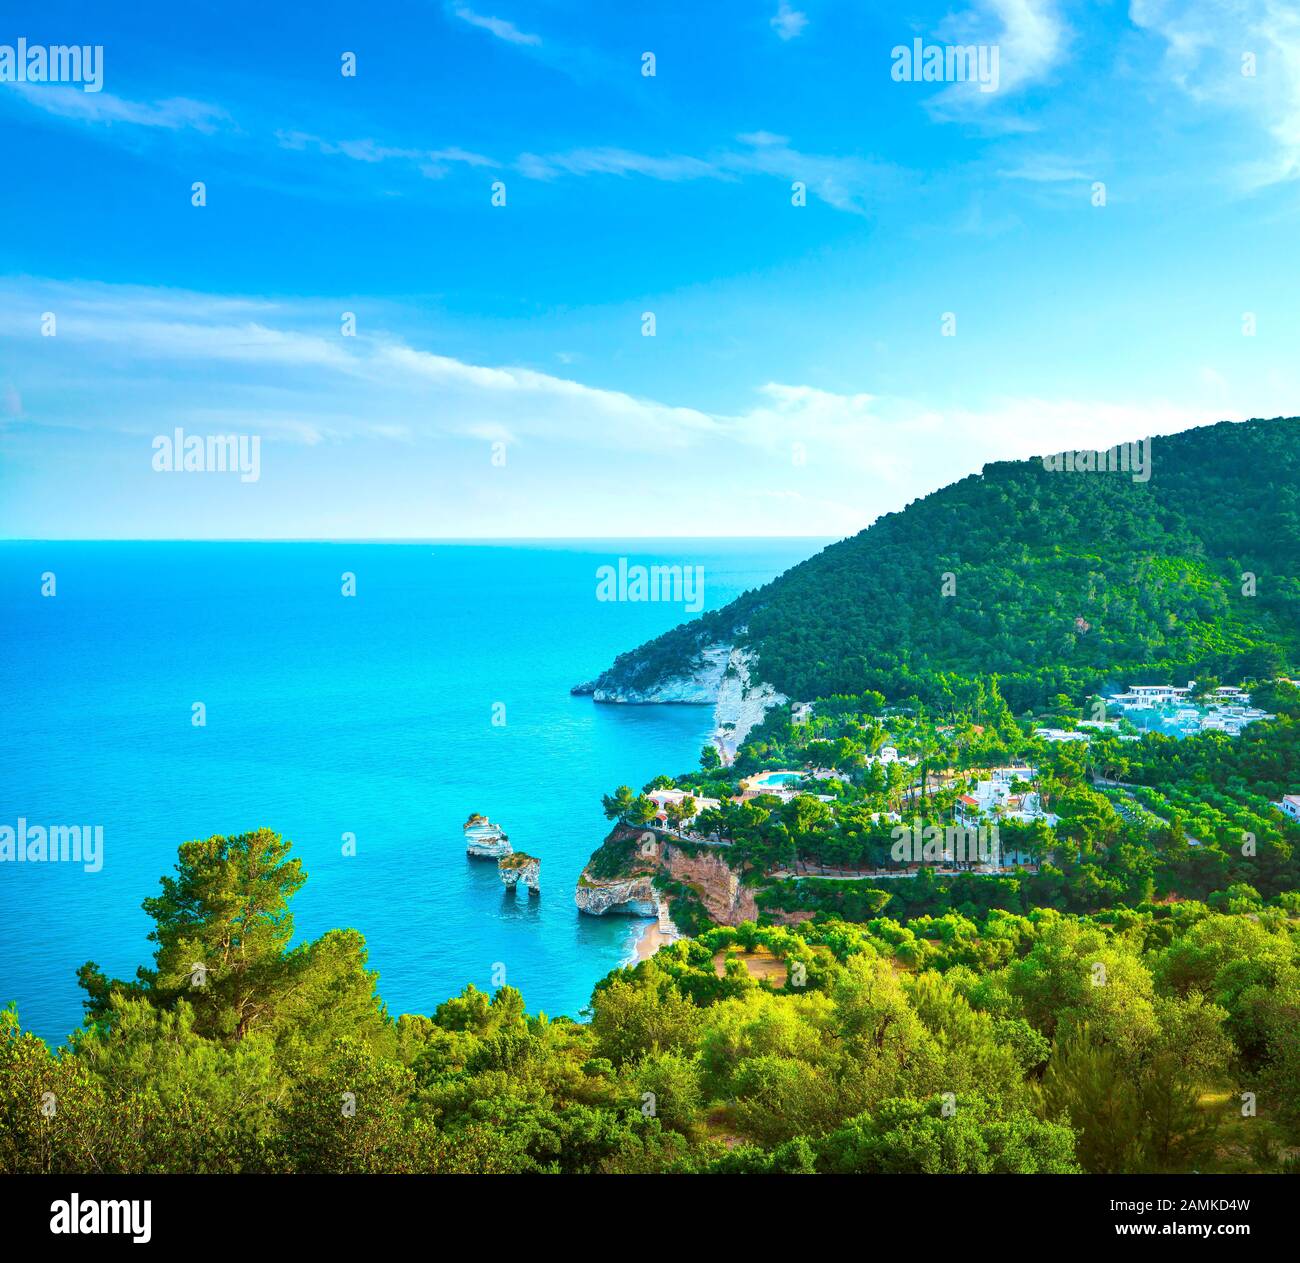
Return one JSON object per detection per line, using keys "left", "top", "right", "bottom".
{"left": 0, "top": 540, "right": 821, "bottom": 1045}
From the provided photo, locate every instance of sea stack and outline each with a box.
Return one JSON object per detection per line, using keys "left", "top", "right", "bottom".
{"left": 498, "top": 852, "right": 540, "bottom": 895}
{"left": 464, "top": 814, "right": 512, "bottom": 860}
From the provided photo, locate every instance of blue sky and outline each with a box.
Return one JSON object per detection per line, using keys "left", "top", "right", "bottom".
{"left": 2, "top": 0, "right": 1299, "bottom": 538}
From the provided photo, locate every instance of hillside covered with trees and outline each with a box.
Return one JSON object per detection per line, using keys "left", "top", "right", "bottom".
{"left": 582, "top": 418, "right": 1300, "bottom": 711}
{"left": 4, "top": 829, "right": 1299, "bottom": 1175}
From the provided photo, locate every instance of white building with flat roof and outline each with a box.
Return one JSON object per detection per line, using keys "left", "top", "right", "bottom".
{"left": 1115, "top": 684, "right": 1194, "bottom": 706}
{"left": 990, "top": 765, "right": 1038, "bottom": 784}
{"left": 647, "top": 788, "right": 720, "bottom": 825}
{"left": 956, "top": 773, "right": 1057, "bottom": 830}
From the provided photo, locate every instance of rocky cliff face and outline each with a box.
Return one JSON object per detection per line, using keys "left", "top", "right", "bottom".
{"left": 467, "top": 836, "right": 512, "bottom": 859}
{"left": 574, "top": 874, "right": 660, "bottom": 917}
{"left": 465, "top": 816, "right": 512, "bottom": 859}
{"left": 664, "top": 843, "right": 759, "bottom": 925}
{"left": 573, "top": 641, "right": 786, "bottom": 765}
{"left": 575, "top": 828, "right": 757, "bottom": 928}
{"left": 573, "top": 640, "right": 733, "bottom": 704}
{"left": 711, "top": 647, "right": 788, "bottom": 766}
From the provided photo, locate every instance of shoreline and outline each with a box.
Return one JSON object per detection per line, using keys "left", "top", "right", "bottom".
{"left": 627, "top": 918, "right": 672, "bottom": 964}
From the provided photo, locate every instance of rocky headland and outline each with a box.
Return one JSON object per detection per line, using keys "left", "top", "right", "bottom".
{"left": 574, "top": 824, "right": 757, "bottom": 931}
{"left": 499, "top": 852, "right": 540, "bottom": 895}
{"left": 464, "top": 814, "right": 512, "bottom": 860}
{"left": 573, "top": 642, "right": 786, "bottom": 766}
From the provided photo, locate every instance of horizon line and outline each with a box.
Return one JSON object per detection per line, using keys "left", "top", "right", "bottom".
{"left": 0, "top": 534, "right": 842, "bottom": 544}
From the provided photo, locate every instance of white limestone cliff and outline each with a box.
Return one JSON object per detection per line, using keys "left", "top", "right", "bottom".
{"left": 465, "top": 815, "right": 512, "bottom": 859}
{"left": 711, "top": 647, "right": 788, "bottom": 766}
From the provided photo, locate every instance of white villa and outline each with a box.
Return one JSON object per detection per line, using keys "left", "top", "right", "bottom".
{"left": 956, "top": 766, "right": 1058, "bottom": 832}
{"left": 1112, "top": 684, "right": 1194, "bottom": 707}
{"left": 991, "top": 765, "right": 1038, "bottom": 785}
{"left": 646, "top": 788, "right": 720, "bottom": 827}
{"left": 1277, "top": 795, "right": 1300, "bottom": 823}
{"left": 867, "top": 745, "right": 919, "bottom": 767}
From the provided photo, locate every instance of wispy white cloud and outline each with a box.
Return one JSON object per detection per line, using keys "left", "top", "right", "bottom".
{"left": 929, "top": 0, "right": 1070, "bottom": 121}
{"left": 2, "top": 82, "right": 229, "bottom": 131}
{"left": 0, "top": 278, "right": 719, "bottom": 453}
{"left": 3, "top": 278, "right": 1269, "bottom": 538}
{"left": 725, "top": 132, "right": 896, "bottom": 214}
{"left": 449, "top": 4, "right": 542, "bottom": 46}
{"left": 771, "top": 3, "right": 809, "bottom": 41}
{"left": 278, "top": 125, "right": 896, "bottom": 213}
{"left": 945, "top": 192, "right": 1023, "bottom": 236}
{"left": 515, "top": 147, "right": 725, "bottom": 183}
{"left": 276, "top": 130, "right": 496, "bottom": 178}
{"left": 515, "top": 132, "right": 897, "bottom": 214}
{"left": 998, "top": 155, "right": 1090, "bottom": 181}
{"left": 1, "top": 49, "right": 890, "bottom": 218}
{"left": 736, "top": 130, "right": 788, "bottom": 148}
{"left": 1131, "top": 0, "right": 1300, "bottom": 188}
{"left": 989, "top": 0, "right": 1068, "bottom": 91}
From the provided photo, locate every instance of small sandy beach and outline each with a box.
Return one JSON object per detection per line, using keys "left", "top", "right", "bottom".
{"left": 632, "top": 920, "right": 672, "bottom": 962}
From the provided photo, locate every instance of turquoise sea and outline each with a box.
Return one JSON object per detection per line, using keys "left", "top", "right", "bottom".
{"left": 0, "top": 540, "right": 821, "bottom": 1045}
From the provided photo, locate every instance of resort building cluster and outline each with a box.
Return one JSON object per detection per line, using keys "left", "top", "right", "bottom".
{"left": 630, "top": 681, "right": 1297, "bottom": 880}
{"left": 1110, "top": 683, "right": 1274, "bottom": 736}
{"left": 1034, "top": 718, "right": 1128, "bottom": 743}
{"left": 1033, "top": 683, "right": 1273, "bottom": 742}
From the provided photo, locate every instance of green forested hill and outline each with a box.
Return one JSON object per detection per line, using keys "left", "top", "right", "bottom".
{"left": 588, "top": 418, "right": 1300, "bottom": 709}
